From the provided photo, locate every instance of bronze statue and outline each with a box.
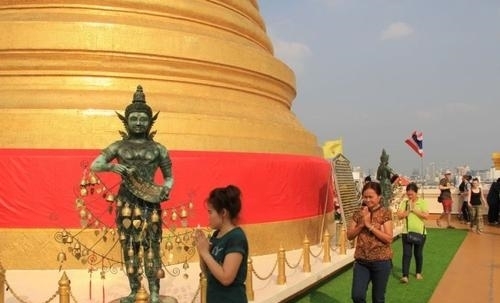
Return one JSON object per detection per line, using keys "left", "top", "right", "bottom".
{"left": 91, "top": 85, "right": 173, "bottom": 303}
{"left": 376, "top": 149, "right": 395, "bottom": 207}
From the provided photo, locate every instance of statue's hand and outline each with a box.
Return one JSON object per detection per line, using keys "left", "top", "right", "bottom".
{"left": 159, "top": 186, "right": 170, "bottom": 201}
{"left": 111, "top": 164, "right": 129, "bottom": 176}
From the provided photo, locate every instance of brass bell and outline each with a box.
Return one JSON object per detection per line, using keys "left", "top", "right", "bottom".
{"left": 147, "top": 249, "right": 154, "bottom": 260}
{"left": 127, "top": 265, "right": 134, "bottom": 274}
{"left": 80, "top": 186, "right": 88, "bottom": 197}
{"left": 116, "top": 198, "right": 123, "bottom": 207}
{"left": 105, "top": 192, "right": 115, "bottom": 202}
{"left": 89, "top": 174, "right": 97, "bottom": 185}
{"left": 180, "top": 208, "right": 188, "bottom": 219}
{"left": 121, "top": 203, "right": 132, "bottom": 217}
{"left": 57, "top": 251, "right": 67, "bottom": 262}
{"left": 133, "top": 207, "right": 142, "bottom": 217}
{"left": 156, "top": 268, "right": 165, "bottom": 279}
{"left": 171, "top": 211, "right": 178, "bottom": 221}
{"left": 127, "top": 247, "right": 134, "bottom": 257}
{"left": 151, "top": 210, "right": 160, "bottom": 223}
{"left": 165, "top": 241, "right": 173, "bottom": 251}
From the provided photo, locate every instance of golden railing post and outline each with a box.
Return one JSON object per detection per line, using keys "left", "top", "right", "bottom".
{"left": 200, "top": 272, "right": 207, "bottom": 303}
{"left": 277, "top": 244, "right": 286, "bottom": 285}
{"left": 134, "top": 283, "right": 149, "bottom": 303}
{"left": 339, "top": 226, "right": 347, "bottom": 255}
{"left": 58, "top": 272, "right": 70, "bottom": 303}
{"left": 322, "top": 230, "right": 331, "bottom": 263}
{"left": 246, "top": 258, "right": 254, "bottom": 301}
{"left": 302, "top": 235, "right": 311, "bottom": 273}
{"left": 0, "top": 262, "right": 5, "bottom": 303}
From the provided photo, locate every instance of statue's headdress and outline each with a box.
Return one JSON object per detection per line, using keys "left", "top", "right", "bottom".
{"left": 117, "top": 85, "right": 159, "bottom": 139}
{"left": 124, "top": 85, "right": 152, "bottom": 119}
{"left": 380, "top": 149, "right": 389, "bottom": 162}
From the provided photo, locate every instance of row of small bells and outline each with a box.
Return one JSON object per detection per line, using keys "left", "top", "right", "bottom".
{"left": 61, "top": 169, "right": 195, "bottom": 278}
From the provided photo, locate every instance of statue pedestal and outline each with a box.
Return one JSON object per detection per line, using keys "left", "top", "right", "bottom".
{"left": 109, "top": 296, "right": 179, "bottom": 303}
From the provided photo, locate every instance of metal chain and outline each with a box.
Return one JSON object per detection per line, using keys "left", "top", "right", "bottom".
{"left": 4, "top": 279, "right": 58, "bottom": 303}
{"left": 309, "top": 245, "right": 323, "bottom": 258}
{"left": 190, "top": 282, "right": 200, "bottom": 303}
{"left": 284, "top": 252, "right": 303, "bottom": 269}
{"left": 69, "top": 290, "right": 80, "bottom": 303}
{"left": 251, "top": 259, "right": 278, "bottom": 280}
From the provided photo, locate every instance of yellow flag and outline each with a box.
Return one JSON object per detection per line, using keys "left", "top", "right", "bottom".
{"left": 323, "top": 139, "right": 343, "bottom": 158}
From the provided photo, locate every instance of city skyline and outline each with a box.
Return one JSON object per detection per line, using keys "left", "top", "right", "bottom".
{"left": 259, "top": 1, "right": 499, "bottom": 176}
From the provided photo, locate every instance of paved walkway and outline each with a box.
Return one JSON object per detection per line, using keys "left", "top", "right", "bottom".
{"left": 428, "top": 216, "right": 500, "bottom": 303}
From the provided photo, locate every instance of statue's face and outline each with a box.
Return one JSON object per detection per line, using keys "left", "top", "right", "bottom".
{"left": 127, "top": 112, "right": 150, "bottom": 135}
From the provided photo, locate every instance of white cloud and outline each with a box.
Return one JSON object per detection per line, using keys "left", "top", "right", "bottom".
{"left": 273, "top": 40, "right": 312, "bottom": 73}
{"left": 380, "top": 22, "right": 414, "bottom": 41}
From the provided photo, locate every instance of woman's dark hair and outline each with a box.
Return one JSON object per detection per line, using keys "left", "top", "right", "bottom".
{"left": 207, "top": 184, "right": 242, "bottom": 220}
{"left": 406, "top": 182, "right": 419, "bottom": 193}
{"left": 362, "top": 181, "right": 382, "bottom": 196}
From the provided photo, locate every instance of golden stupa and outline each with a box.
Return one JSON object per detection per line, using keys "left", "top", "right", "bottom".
{"left": 0, "top": 0, "right": 318, "bottom": 154}
{"left": 0, "top": 1, "right": 333, "bottom": 270}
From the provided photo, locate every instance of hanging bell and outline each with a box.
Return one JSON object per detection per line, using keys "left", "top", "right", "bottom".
{"left": 137, "top": 267, "right": 143, "bottom": 275}
{"left": 151, "top": 210, "right": 160, "bottom": 223}
{"left": 165, "top": 241, "right": 173, "bottom": 251}
{"left": 121, "top": 203, "right": 132, "bottom": 217}
{"left": 180, "top": 208, "right": 188, "bottom": 219}
{"left": 80, "top": 186, "right": 88, "bottom": 197}
{"left": 171, "top": 211, "right": 178, "bottom": 221}
{"left": 57, "top": 251, "right": 67, "bottom": 263}
{"left": 89, "top": 174, "right": 98, "bottom": 185}
{"left": 127, "top": 247, "right": 135, "bottom": 257}
{"left": 147, "top": 249, "right": 154, "bottom": 260}
{"left": 105, "top": 192, "right": 115, "bottom": 202}
{"left": 75, "top": 198, "right": 84, "bottom": 208}
{"left": 116, "top": 198, "right": 123, "bottom": 207}
{"left": 156, "top": 268, "right": 165, "bottom": 279}
{"left": 133, "top": 207, "right": 142, "bottom": 217}
{"left": 79, "top": 208, "right": 87, "bottom": 219}
{"left": 138, "top": 246, "right": 144, "bottom": 258}
{"left": 188, "top": 201, "right": 194, "bottom": 209}
{"left": 127, "top": 265, "right": 134, "bottom": 274}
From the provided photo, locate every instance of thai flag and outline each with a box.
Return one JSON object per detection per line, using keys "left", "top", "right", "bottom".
{"left": 405, "top": 131, "right": 424, "bottom": 157}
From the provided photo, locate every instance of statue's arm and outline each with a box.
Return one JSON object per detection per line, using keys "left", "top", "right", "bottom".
{"left": 90, "top": 142, "right": 123, "bottom": 174}
{"left": 158, "top": 144, "right": 174, "bottom": 199}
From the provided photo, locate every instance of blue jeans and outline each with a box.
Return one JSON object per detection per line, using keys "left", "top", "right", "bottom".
{"left": 351, "top": 259, "right": 392, "bottom": 303}
{"left": 401, "top": 234, "right": 426, "bottom": 277}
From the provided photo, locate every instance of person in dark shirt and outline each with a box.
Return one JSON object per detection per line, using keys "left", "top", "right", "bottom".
{"left": 437, "top": 170, "right": 455, "bottom": 229}
{"left": 487, "top": 178, "right": 500, "bottom": 225}
{"left": 194, "top": 185, "right": 248, "bottom": 303}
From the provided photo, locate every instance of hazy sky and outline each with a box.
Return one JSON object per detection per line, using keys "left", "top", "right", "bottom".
{"left": 258, "top": 0, "right": 500, "bottom": 176}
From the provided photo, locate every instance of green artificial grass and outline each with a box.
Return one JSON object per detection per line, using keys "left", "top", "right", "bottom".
{"left": 289, "top": 228, "right": 467, "bottom": 303}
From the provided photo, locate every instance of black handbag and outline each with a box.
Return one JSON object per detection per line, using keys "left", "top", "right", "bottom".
{"left": 406, "top": 231, "right": 424, "bottom": 245}
{"left": 405, "top": 201, "right": 425, "bottom": 245}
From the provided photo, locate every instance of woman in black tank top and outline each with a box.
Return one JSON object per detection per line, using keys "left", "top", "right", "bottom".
{"left": 467, "top": 178, "right": 487, "bottom": 233}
